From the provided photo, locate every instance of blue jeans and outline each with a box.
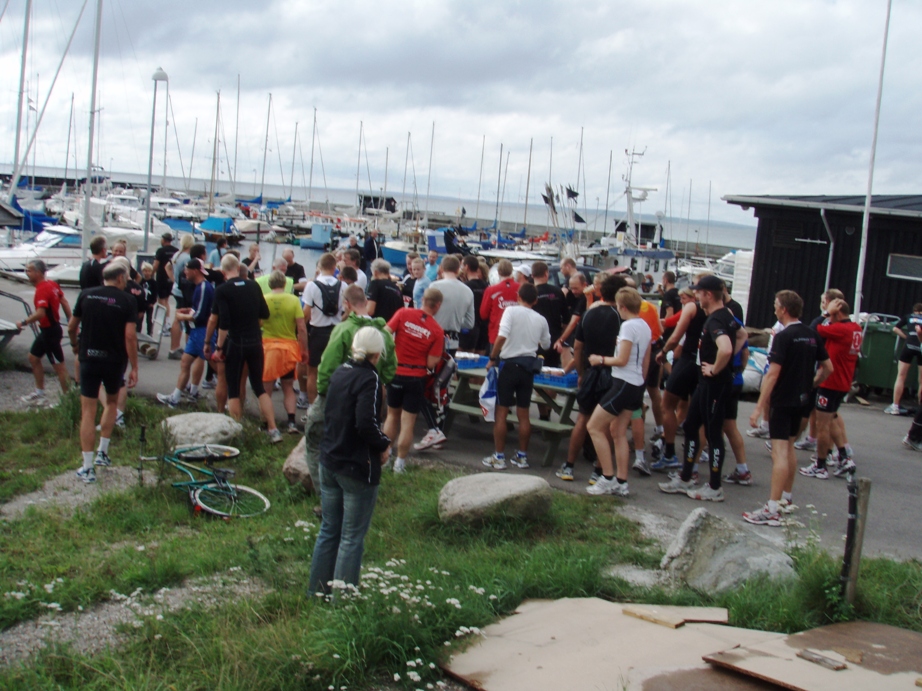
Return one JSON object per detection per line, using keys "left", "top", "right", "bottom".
{"left": 308, "top": 466, "right": 379, "bottom": 595}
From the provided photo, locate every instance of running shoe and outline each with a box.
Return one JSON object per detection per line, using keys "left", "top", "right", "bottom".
{"left": 699, "top": 448, "right": 710, "bottom": 464}
{"left": 181, "top": 390, "right": 201, "bottom": 402}
{"left": 393, "top": 458, "right": 406, "bottom": 474}
{"left": 286, "top": 421, "right": 299, "bottom": 435}
{"left": 610, "top": 481, "right": 630, "bottom": 498}
{"left": 201, "top": 378, "right": 216, "bottom": 390}
{"left": 650, "top": 438, "right": 664, "bottom": 461}
{"left": 94, "top": 451, "right": 112, "bottom": 467}
{"left": 156, "top": 393, "right": 180, "bottom": 409}
{"left": 167, "top": 347, "right": 184, "bottom": 360}
{"left": 588, "top": 469, "right": 602, "bottom": 486}
{"left": 20, "top": 391, "right": 47, "bottom": 406}
{"left": 658, "top": 476, "right": 695, "bottom": 494}
{"left": 555, "top": 464, "right": 575, "bottom": 481}
{"left": 414, "top": 429, "right": 447, "bottom": 451}
{"left": 669, "top": 468, "right": 699, "bottom": 483}
{"left": 794, "top": 436, "right": 817, "bottom": 451}
{"left": 586, "top": 476, "right": 622, "bottom": 496}
{"left": 883, "top": 404, "right": 903, "bottom": 415}
{"left": 76, "top": 466, "right": 96, "bottom": 484}
{"left": 687, "top": 484, "right": 725, "bottom": 502}
{"left": 632, "top": 458, "right": 652, "bottom": 476}
{"left": 96, "top": 415, "right": 125, "bottom": 432}
{"left": 746, "top": 426, "right": 770, "bottom": 439}
{"left": 903, "top": 435, "right": 922, "bottom": 452}
{"left": 650, "top": 455, "right": 682, "bottom": 472}
{"left": 764, "top": 439, "right": 773, "bottom": 451}
{"left": 268, "top": 428, "right": 283, "bottom": 444}
{"left": 482, "top": 453, "right": 506, "bottom": 470}
{"left": 810, "top": 451, "right": 839, "bottom": 466}
{"left": 510, "top": 452, "right": 529, "bottom": 469}
{"left": 778, "top": 498, "right": 798, "bottom": 514}
{"left": 296, "top": 396, "right": 310, "bottom": 409}
{"left": 723, "top": 468, "right": 753, "bottom": 485}
{"left": 742, "top": 504, "right": 782, "bottom": 527}
{"left": 833, "top": 459, "right": 857, "bottom": 478}
{"left": 798, "top": 463, "right": 829, "bottom": 480}
{"left": 651, "top": 427, "right": 664, "bottom": 442}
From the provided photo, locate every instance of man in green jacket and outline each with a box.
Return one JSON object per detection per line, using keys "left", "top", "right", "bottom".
{"left": 305, "top": 283, "right": 397, "bottom": 500}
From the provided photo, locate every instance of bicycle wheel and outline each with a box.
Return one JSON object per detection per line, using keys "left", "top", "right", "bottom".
{"left": 174, "top": 444, "right": 240, "bottom": 462}
{"left": 192, "top": 483, "right": 270, "bottom": 518}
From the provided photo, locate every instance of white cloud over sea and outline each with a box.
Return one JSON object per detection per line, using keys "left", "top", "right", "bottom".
{"left": 0, "top": 0, "right": 919, "bottom": 225}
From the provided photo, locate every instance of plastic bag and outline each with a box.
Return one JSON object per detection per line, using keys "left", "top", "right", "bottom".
{"left": 479, "top": 366, "right": 499, "bottom": 422}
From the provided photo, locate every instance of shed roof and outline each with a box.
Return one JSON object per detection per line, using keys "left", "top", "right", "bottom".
{"left": 723, "top": 194, "right": 922, "bottom": 220}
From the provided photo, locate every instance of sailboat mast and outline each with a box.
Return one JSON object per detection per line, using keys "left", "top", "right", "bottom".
{"left": 383, "top": 146, "right": 389, "bottom": 200}
{"left": 523, "top": 138, "right": 533, "bottom": 230}
{"left": 232, "top": 74, "right": 240, "bottom": 199}
{"left": 208, "top": 91, "right": 220, "bottom": 214}
{"left": 161, "top": 81, "right": 169, "bottom": 191}
{"left": 499, "top": 150, "right": 510, "bottom": 228}
{"left": 474, "top": 134, "right": 485, "bottom": 225}
{"left": 187, "top": 118, "right": 197, "bottom": 192}
{"left": 423, "top": 121, "right": 435, "bottom": 226}
{"left": 355, "top": 121, "right": 363, "bottom": 204}
{"left": 258, "top": 93, "right": 271, "bottom": 201}
{"left": 493, "top": 143, "right": 503, "bottom": 229}
{"left": 602, "top": 149, "right": 612, "bottom": 235}
{"left": 705, "top": 180, "right": 712, "bottom": 257}
{"left": 289, "top": 122, "right": 298, "bottom": 201}
{"left": 12, "top": 0, "right": 32, "bottom": 200}
{"left": 308, "top": 108, "right": 317, "bottom": 205}
{"left": 81, "top": 0, "right": 103, "bottom": 256}
{"left": 62, "top": 94, "right": 73, "bottom": 193}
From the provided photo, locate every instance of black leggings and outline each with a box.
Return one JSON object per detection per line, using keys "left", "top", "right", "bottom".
{"left": 224, "top": 338, "right": 266, "bottom": 399}
{"left": 910, "top": 408, "right": 922, "bottom": 443}
{"left": 680, "top": 378, "right": 732, "bottom": 489}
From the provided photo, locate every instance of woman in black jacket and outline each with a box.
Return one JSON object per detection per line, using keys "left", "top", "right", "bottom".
{"left": 309, "top": 326, "right": 391, "bottom": 595}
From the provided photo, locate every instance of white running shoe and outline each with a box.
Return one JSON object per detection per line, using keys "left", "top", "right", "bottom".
{"left": 883, "top": 404, "right": 903, "bottom": 415}
{"left": 393, "top": 458, "right": 406, "bottom": 474}
{"left": 742, "top": 504, "right": 782, "bottom": 527}
{"left": 794, "top": 436, "right": 817, "bottom": 451}
{"left": 746, "top": 426, "right": 770, "bottom": 439}
{"left": 414, "top": 429, "right": 447, "bottom": 451}
{"left": 481, "top": 453, "right": 506, "bottom": 470}
{"left": 687, "top": 484, "right": 724, "bottom": 502}
{"left": 20, "top": 390, "right": 47, "bottom": 406}
{"left": 799, "top": 463, "right": 829, "bottom": 480}
{"left": 586, "top": 476, "right": 618, "bottom": 495}
{"left": 632, "top": 458, "right": 652, "bottom": 476}
{"left": 658, "top": 476, "right": 695, "bottom": 494}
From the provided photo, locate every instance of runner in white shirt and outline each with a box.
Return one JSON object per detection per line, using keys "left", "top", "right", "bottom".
{"left": 299, "top": 253, "right": 345, "bottom": 405}
{"left": 585, "top": 287, "right": 652, "bottom": 498}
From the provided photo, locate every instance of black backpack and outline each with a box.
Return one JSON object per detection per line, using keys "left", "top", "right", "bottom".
{"left": 313, "top": 279, "right": 342, "bottom": 317}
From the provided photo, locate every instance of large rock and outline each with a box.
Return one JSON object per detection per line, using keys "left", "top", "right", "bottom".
{"left": 661, "top": 508, "right": 796, "bottom": 593}
{"left": 161, "top": 412, "right": 242, "bottom": 447}
{"left": 282, "top": 436, "right": 313, "bottom": 492}
{"left": 438, "top": 474, "right": 552, "bottom": 524}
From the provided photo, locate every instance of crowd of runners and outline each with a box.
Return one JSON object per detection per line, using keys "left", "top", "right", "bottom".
{"left": 16, "top": 230, "right": 922, "bottom": 528}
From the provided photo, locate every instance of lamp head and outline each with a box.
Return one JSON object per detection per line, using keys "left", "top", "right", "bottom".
{"left": 152, "top": 67, "right": 168, "bottom": 82}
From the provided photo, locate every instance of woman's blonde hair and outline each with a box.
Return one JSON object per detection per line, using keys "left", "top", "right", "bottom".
{"left": 180, "top": 233, "right": 195, "bottom": 251}
{"left": 351, "top": 326, "right": 385, "bottom": 362}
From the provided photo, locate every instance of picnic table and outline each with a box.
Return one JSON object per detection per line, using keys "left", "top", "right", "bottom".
{"left": 444, "top": 367, "right": 578, "bottom": 467}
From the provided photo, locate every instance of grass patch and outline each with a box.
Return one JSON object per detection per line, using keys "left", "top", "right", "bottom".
{"left": 0, "top": 398, "right": 920, "bottom": 688}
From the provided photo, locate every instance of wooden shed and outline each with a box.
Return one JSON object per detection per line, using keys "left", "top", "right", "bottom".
{"left": 723, "top": 194, "right": 922, "bottom": 327}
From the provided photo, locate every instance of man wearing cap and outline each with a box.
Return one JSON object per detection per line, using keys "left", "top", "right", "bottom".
{"left": 156, "top": 258, "right": 216, "bottom": 408}
{"left": 658, "top": 275, "right": 742, "bottom": 502}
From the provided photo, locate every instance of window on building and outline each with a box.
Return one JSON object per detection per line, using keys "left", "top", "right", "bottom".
{"left": 887, "top": 253, "right": 922, "bottom": 282}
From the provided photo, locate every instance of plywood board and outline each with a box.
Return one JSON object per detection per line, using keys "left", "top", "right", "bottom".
{"left": 703, "top": 622, "right": 922, "bottom": 691}
{"left": 622, "top": 604, "right": 729, "bottom": 628}
{"left": 444, "top": 598, "right": 781, "bottom": 691}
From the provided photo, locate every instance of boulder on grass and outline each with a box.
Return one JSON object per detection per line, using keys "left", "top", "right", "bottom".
{"left": 438, "top": 474, "right": 552, "bottom": 524}
{"left": 661, "top": 508, "right": 796, "bottom": 593}
{"left": 283, "top": 436, "right": 313, "bottom": 492}
{"left": 161, "top": 412, "right": 242, "bottom": 447}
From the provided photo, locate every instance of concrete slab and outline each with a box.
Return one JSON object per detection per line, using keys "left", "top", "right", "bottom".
{"left": 444, "top": 598, "right": 782, "bottom": 690}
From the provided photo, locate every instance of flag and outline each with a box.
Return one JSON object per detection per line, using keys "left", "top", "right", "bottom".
{"left": 566, "top": 186, "right": 579, "bottom": 200}
{"left": 573, "top": 211, "right": 586, "bottom": 224}
{"left": 461, "top": 207, "right": 466, "bottom": 217}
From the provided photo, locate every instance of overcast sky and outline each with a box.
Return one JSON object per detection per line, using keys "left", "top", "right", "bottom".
{"left": 0, "top": 0, "right": 918, "bottom": 226}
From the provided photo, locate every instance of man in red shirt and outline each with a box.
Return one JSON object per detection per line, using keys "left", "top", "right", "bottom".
{"left": 18, "top": 259, "right": 72, "bottom": 406}
{"left": 480, "top": 259, "right": 519, "bottom": 349}
{"left": 800, "top": 298, "right": 862, "bottom": 479}
{"left": 384, "top": 288, "right": 444, "bottom": 473}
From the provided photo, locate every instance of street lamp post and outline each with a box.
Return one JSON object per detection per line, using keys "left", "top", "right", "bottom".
{"left": 143, "top": 67, "right": 168, "bottom": 253}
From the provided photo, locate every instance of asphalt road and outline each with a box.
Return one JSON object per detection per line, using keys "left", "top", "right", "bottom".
{"left": 2, "top": 274, "right": 919, "bottom": 562}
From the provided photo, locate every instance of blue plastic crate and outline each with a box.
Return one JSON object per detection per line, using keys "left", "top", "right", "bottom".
{"left": 456, "top": 355, "right": 489, "bottom": 370}
{"left": 534, "top": 371, "right": 578, "bottom": 388}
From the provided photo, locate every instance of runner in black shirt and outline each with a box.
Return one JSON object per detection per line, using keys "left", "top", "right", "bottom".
{"left": 555, "top": 274, "right": 626, "bottom": 482}
{"left": 744, "top": 290, "right": 832, "bottom": 527}
{"left": 888, "top": 303, "right": 922, "bottom": 415}
{"left": 78, "top": 236, "right": 109, "bottom": 292}
{"left": 204, "top": 254, "right": 282, "bottom": 442}
{"left": 531, "top": 261, "right": 568, "bottom": 367}
{"left": 68, "top": 262, "right": 139, "bottom": 483}
{"left": 366, "top": 261, "right": 404, "bottom": 323}
{"left": 659, "top": 271, "right": 682, "bottom": 340}
{"left": 459, "top": 255, "right": 489, "bottom": 353}
{"left": 659, "top": 276, "right": 739, "bottom": 500}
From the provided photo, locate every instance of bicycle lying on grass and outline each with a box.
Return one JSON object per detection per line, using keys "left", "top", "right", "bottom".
{"left": 137, "top": 425, "right": 270, "bottom": 518}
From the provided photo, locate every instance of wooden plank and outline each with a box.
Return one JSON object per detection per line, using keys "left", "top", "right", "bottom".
{"left": 622, "top": 604, "right": 729, "bottom": 627}
{"left": 797, "top": 648, "right": 847, "bottom": 671}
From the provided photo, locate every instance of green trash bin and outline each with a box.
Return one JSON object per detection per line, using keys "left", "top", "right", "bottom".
{"left": 855, "top": 314, "right": 917, "bottom": 394}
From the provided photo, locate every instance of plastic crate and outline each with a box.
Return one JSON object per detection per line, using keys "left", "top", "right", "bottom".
{"left": 534, "top": 371, "right": 578, "bottom": 388}
{"left": 456, "top": 355, "right": 489, "bottom": 370}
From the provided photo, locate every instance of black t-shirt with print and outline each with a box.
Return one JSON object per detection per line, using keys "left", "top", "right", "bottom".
{"left": 768, "top": 322, "right": 829, "bottom": 408}
{"left": 896, "top": 312, "right": 922, "bottom": 351}
{"left": 699, "top": 307, "right": 740, "bottom": 385}
{"left": 366, "top": 278, "right": 404, "bottom": 323}
{"left": 575, "top": 304, "right": 621, "bottom": 366}
{"left": 212, "top": 278, "right": 269, "bottom": 341}
{"left": 73, "top": 285, "right": 137, "bottom": 366}
{"left": 534, "top": 283, "right": 568, "bottom": 343}
{"left": 154, "top": 245, "right": 178, "bottom": 285}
